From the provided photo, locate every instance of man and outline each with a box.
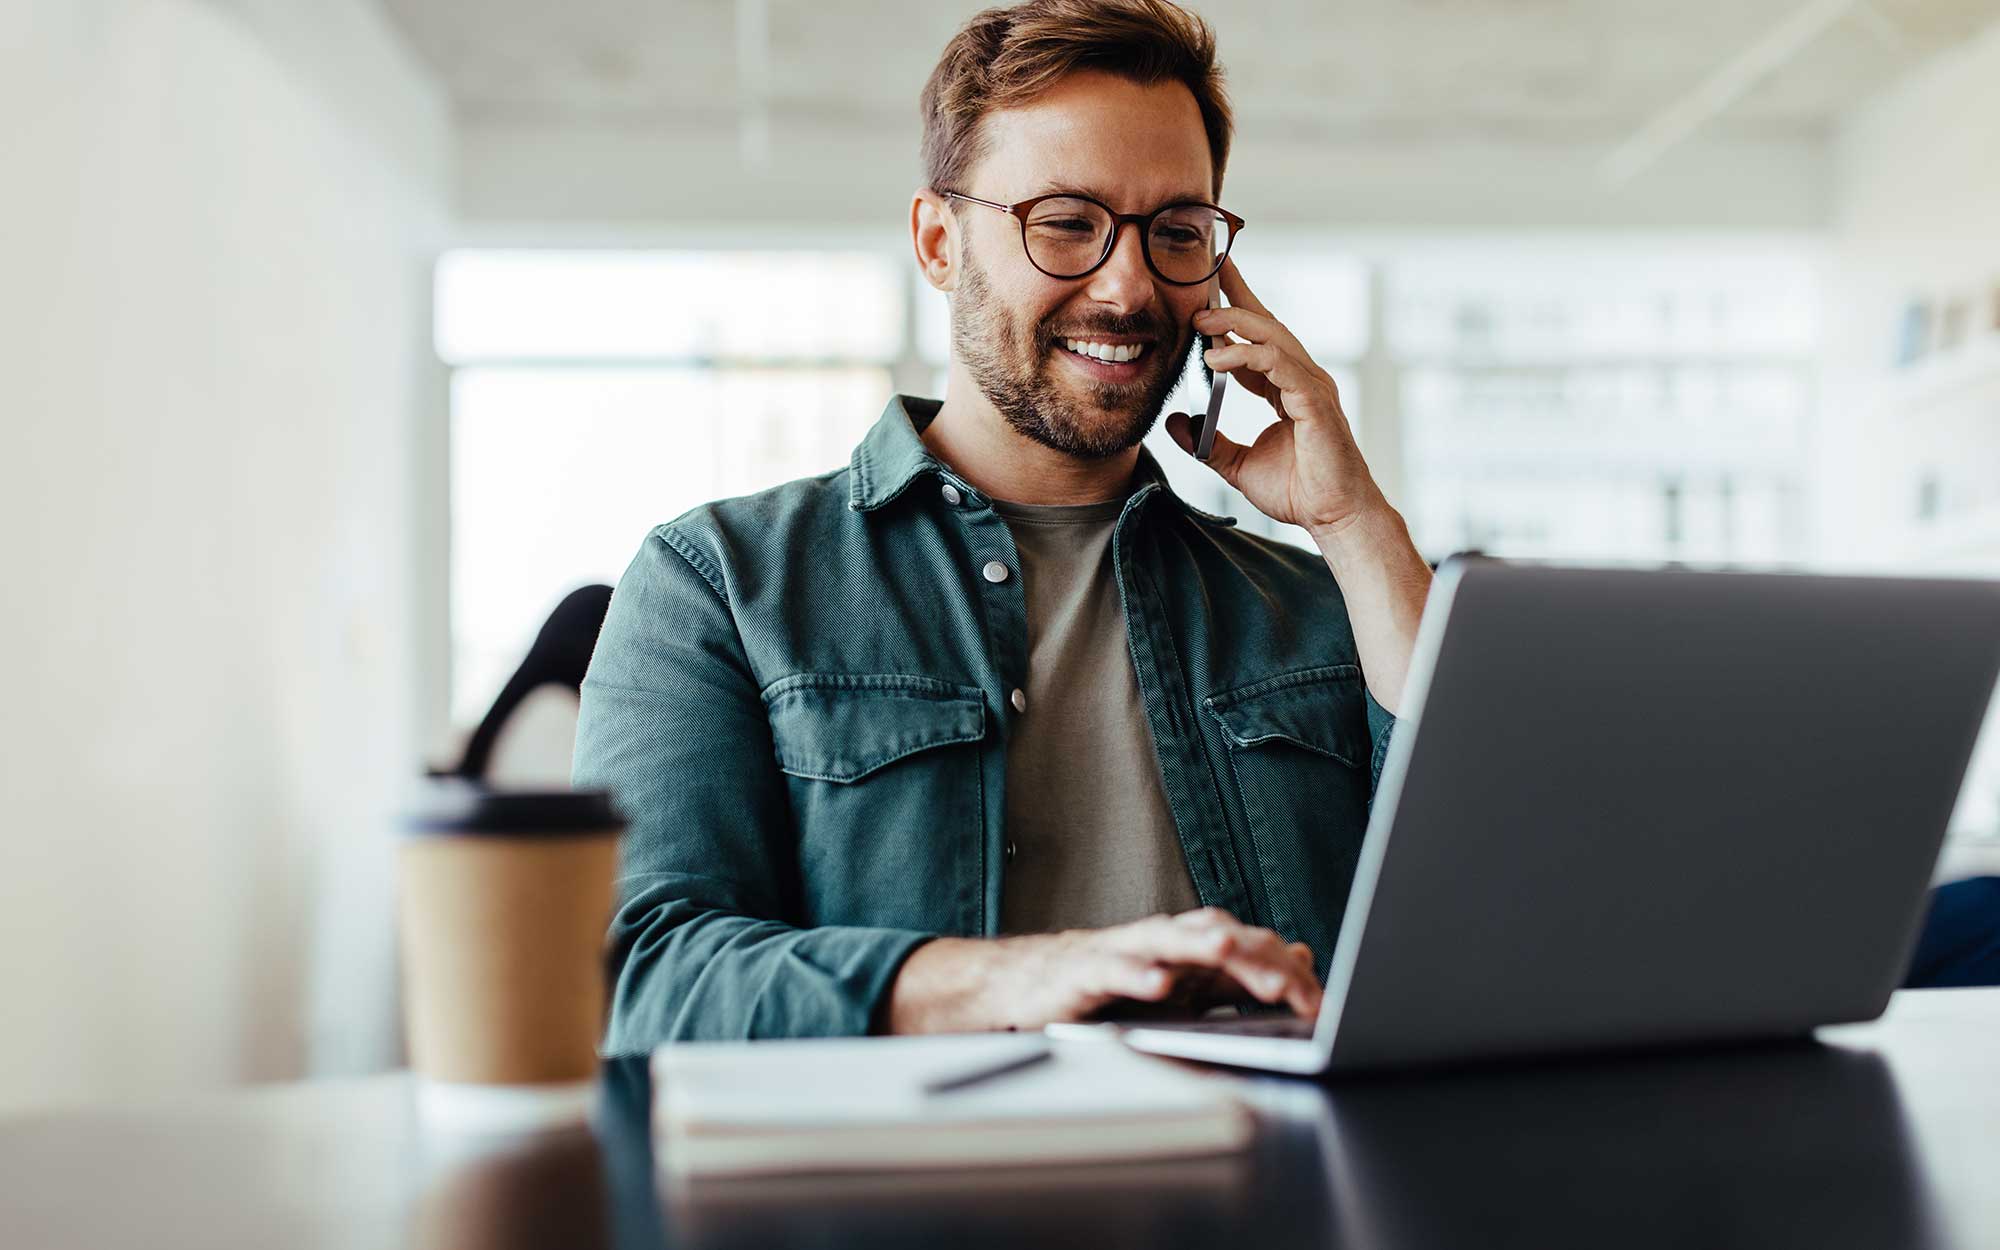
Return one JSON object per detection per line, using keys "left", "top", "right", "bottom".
{"left": 574, "top": 0, "right": 1434, "bottom": 1048}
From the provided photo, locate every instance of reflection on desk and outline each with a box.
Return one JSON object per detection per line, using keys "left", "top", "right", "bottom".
{"left": 414, "top": 1125, "right": 612, "bottom": 1250}
{"left": 0, "top": 989, "right": 1995, "bottom": 1250}
{"left": 1311, "top": 1044, "right": 1939, "bottom": 1250}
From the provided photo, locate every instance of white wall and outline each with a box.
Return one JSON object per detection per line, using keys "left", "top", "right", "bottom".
{"left": 1815, "top": 18, "right": 2000, "bottom": 858}
{"left": 0, "top": 0, "right": 450, "bottom": 1111}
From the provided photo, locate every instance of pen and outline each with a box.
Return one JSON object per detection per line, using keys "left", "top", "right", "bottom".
{"left": 921, "top": 1043, "right": 1054, "bottom": 1095}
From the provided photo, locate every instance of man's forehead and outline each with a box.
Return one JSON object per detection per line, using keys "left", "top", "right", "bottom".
{"left": 1025, "top": 177, "right": 1212, "bottom": 206}
{"left": 971, "top": 72, "right": 1214, "bottom": 208}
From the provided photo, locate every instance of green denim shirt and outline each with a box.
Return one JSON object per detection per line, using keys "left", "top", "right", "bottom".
{"left": 574, "top": 394, "right": 1397, "bottom": 1052}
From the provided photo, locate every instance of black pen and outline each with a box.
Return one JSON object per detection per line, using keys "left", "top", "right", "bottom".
{"left": 921, "top": 1044, "right": 1054, "bottom": 1095}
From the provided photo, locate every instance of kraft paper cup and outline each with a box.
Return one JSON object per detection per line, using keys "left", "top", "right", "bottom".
{"left": 400, "top": 783, "right": 624, "bottom": 1133}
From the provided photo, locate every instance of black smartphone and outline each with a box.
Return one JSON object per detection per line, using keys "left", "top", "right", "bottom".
{"left": 1193, "top": 289, "right": 1226, "bottom": 461}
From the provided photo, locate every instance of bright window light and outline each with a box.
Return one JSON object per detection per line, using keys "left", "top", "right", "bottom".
{"left": 436, "top": 249, "right": 904, "bottom": 363}
{"left": 1386, "top": 239, "right": 1820, "bottom": 564}
{"left": 448, "top": 365, "right": 889, "bottom": 726}
{"left": 435, "top": 237, "right": 1825, "bottom": 732}
{"left": 437, "top": 247, "right": 906, "bottom": 727}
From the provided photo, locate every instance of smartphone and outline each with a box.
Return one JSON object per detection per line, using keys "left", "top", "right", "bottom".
{"left": 1193, "top": 289, "right": 1226, "bottom": 461}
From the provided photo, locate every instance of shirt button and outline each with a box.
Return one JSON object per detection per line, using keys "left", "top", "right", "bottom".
{"left": 940, "top": 483, "right": 962, "bottom": 506}
{"left": 1010, "top": 688, "right": 1028, "bottom": 713}
{"left": 982, "top": 560, "right": 1010, "bottom": 584}
{"left": 1004, "top": 841, "right": 1018, "bottom": 863}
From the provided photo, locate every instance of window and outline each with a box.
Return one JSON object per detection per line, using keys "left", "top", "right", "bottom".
{"left": 437, "top": 237, "right": 1824, "bottom": 729}
{"left": 1384, "top": 239, "right": 1819, "bottom": 565}
{"left": 437, "top": 250, "right": 904, "bottom": 725}
{"left": 446, "top": 366, "right": 890, "bottom": 724}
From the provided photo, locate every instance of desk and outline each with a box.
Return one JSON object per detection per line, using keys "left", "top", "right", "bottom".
{"left": 4, "top": 989, "right": 1997, "bottom": 1249}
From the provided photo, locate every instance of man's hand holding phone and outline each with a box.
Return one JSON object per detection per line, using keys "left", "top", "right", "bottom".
{"left": 1165, "top": 256, "right": 1389, "bottom": 541}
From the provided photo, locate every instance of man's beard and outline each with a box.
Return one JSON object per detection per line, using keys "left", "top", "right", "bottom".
{"left": 950, "top": 246, "right": 1202, "bottom": 461}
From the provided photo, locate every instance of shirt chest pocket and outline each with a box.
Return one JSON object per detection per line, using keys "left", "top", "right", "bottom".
{"left": 1202, "top": 665, "right": 1373, "bottom": 967}
{"left": 764, "top": 674, "right": 988, "bottom": 930}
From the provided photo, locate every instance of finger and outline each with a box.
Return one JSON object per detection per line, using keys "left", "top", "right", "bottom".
{"left": 1226, "top": 365, "right": 1288, "bottom": 413}
{"left": 1160, "top": 911, "right": 1321, "bottom": 1017}
{"left": 1203, "top": 340, "right": 1323, "bottom": 404}
{"left": 1205, "top": 345, "right": 1341, "bottom": 429}
{"left": 1217, "top": 254, "right": 1271, "bottom": 318}
{"left": 1168, "top": 905, "right": 1243, "bottom": 930}
{"left": 1195, "top": 304, "right": 1312, "bottom": 365}
{"left": 1220, "top": 960, "right": 1315, "bottom": 1014}
{"left": 1082, "top": 952, "right": 1174, "bottom": 1005}
{"left": 1159, "top": 964, "right": 1247, "bottom": 1005}
{"left": 1219, "top": 933, "right": 1323, "bottom": 1017}
{"left": 1195, "top": 426, "right": 1250, "bottom": 487}
{"left": 1153, "top": 957, "right": 1302, "bottom": 1012}
{"left": 1174, "top": 906, "right": 1239, "bottom": 923}
{"left": 1115, "top": 912, "right": 1293, "bottom": 979}
{"left": 1169, "top": 948, "right": 1318, "bottom": 1017}
{"left": 1103, "top": 913, "right": 1242, "bottom": 966}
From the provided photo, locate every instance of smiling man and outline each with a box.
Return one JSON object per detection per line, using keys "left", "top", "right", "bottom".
{"left": 575, "top": 0, "right": 1435, "bottom": 1047}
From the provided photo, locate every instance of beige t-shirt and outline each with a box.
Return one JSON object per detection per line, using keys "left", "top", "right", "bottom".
{"left": 993, "top": 492, "right": 1203, "bottom": 934}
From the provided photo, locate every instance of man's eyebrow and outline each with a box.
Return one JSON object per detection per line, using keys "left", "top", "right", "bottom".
{"left": 1029, "top": 181, "right": 1213, "bottom": 207}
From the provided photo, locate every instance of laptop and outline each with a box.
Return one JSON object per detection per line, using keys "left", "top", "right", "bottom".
{"left": 1082, "top": 557, "right": 2000, "bottom": 1076}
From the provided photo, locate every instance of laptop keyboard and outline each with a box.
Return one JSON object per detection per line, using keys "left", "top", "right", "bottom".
{"left": 1136, "top": 1011, "right": 1316, "bottom": 1039}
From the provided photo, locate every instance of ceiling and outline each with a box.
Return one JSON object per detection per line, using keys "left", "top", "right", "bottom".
{"left": 377, "top": 0, "right": 2000, "bottom": 146}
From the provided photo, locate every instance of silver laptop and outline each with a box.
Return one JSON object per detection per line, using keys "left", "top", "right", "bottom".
{"left": 1091, "top": 557, "right": 2000, "bottom": 1075}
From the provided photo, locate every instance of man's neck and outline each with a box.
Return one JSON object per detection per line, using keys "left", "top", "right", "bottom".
{"left": 919, "top": 371, "right": 1141, "bottom": 506}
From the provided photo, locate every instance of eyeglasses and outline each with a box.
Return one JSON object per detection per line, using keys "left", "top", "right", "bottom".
{"left": 940, "top": 190, "right": 1244, "bottom": 286}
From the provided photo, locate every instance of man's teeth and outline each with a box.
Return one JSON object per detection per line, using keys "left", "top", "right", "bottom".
{"left": 1062, "top": 338, "right": 1148, "bottom": 364}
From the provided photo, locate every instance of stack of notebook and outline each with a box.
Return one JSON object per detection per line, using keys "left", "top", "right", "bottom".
{"left": 652, "top": 1033, "right": 1252, "bottom": 1178}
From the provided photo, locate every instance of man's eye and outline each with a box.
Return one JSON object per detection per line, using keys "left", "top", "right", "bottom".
{"left": 1156, "top": 228, "right": 1204, "bottom": 248}
{"left": 1032, "top": 219, "right": 1096, "bottom": 234}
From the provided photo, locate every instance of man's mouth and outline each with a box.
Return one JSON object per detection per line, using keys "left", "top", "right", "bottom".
{"left": 1052, "top": 336, "right": 1156, "bottom": 382}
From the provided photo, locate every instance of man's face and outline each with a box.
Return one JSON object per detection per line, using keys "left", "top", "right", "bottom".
{"left": 947, "top": 70, "right": 1216, "bottom": 461}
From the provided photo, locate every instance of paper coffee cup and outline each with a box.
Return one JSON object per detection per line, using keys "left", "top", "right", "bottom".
{"left": 399, "top": 785, "right": 624, "bottom": 1105}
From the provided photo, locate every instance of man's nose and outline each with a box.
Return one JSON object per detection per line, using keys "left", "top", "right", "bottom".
{"left": 1082, "top": 220, "right": 1155, "bottom": 311}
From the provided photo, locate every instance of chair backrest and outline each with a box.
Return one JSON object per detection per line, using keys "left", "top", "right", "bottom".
{"left": 451, "top": 584, "right": 614, "bottom": 783}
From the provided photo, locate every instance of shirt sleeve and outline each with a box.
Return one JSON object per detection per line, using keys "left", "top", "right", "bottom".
{"left": 573, "top": 526, "right": 936, "bottom": 1051}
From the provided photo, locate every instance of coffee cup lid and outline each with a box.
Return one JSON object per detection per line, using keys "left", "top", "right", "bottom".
{"left": 405, "top": 780, "right": 625, "bottom": 837}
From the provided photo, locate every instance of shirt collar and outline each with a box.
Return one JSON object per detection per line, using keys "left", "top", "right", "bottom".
{"left": 847, "top": 394, "right": 1237, "bottom": 529}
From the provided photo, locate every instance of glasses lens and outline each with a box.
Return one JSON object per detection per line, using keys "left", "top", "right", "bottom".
{"left": 1022, "top": 197, "right": 1114, "bottom": 278}
{"left": 1148, "top": 205, "right": 1230, "bottom": 284}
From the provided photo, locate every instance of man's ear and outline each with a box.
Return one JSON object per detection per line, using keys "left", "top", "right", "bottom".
{"left": 910, "top": 189, "right": 958, "bottom": 294}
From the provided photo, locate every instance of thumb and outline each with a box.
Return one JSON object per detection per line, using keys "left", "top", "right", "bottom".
{"left": 1164, "top": 411, "right": 1244, "bottom": 487}
{"left": 1198, "top": 426, "right": 1248, "bottom": 488}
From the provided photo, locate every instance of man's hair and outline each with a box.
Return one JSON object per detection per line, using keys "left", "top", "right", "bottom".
{"left": 920, "top": 0, "right": 1233, "bottom": 202}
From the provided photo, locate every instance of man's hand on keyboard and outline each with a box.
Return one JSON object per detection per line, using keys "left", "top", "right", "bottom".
{"left": 881, "top": 907, "right": 1321, "bottom": 1034}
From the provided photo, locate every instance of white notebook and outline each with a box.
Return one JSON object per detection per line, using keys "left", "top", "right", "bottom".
{"left": 652, "top": 1033, "right": 1252, "bottom": 1178}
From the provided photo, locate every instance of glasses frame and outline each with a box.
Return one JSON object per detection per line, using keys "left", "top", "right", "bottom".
{"left": 940, "top": 190, "right": 1246, "bottom": 287}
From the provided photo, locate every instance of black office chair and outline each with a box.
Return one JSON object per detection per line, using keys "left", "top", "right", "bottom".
{"left": 444, "top": 584, "right": 614, "bottom": 782}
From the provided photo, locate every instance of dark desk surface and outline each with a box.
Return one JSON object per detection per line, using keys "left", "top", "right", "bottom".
{"left": 5, "top": 989, "right": 1997, "bottom": 1250}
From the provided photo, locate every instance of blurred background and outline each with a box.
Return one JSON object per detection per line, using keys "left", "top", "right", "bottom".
{"left": 2, "top": 0, "right": 1997, "bottom": 1114}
